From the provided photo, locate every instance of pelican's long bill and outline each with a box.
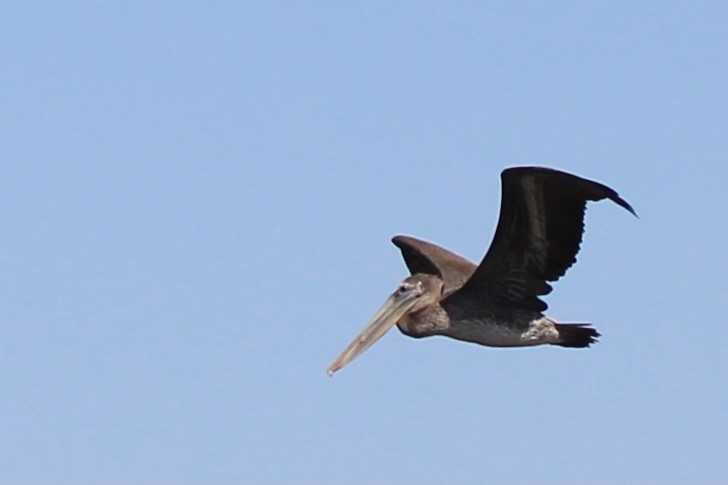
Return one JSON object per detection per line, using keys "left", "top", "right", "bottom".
{"left": 327, "top": 285, "right": 420, "bottom": 375}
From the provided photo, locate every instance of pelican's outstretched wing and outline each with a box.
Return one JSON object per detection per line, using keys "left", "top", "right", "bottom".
{"left": 451, "top": 167, "right": 636, "bottom": 312}
{"left": 391, "top": 235, "right": 476, "bottom": 297}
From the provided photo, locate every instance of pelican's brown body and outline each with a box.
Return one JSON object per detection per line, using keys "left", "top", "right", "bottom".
{"left": 328, "top": 167, "right": 636, "bottom": 375}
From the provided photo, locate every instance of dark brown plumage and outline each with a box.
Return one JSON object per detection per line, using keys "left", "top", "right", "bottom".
{"left": 328, "top": 167, "right": 635, "bottom": 375}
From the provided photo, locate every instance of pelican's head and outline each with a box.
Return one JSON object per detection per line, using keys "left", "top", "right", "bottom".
{"left": 327, "top": 273, "right": 444, "bottom": 375}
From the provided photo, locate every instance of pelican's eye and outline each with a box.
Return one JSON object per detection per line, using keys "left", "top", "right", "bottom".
{"left": 395, "top": 281, "right": 424, "bottom": 297}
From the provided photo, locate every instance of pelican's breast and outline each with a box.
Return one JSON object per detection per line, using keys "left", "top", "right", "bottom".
{"left": 396, "top": 304, "right": 450, "bottom": 338}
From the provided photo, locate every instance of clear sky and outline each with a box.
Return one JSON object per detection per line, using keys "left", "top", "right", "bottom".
{"left": 1, "top": 2, "right": 727, "bottom": 483}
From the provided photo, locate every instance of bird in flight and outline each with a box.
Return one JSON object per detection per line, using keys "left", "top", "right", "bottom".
{"left": 328, "top": 166, "right": 636, "bottom": 375}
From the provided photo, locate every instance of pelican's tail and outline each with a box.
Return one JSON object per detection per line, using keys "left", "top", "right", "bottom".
{"left": 553, "top": 323, "right": 600, "bottom": 348}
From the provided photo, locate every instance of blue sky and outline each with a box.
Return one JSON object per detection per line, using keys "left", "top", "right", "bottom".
{"left": 1, "top": 2, "right": 727, "bottom": 483}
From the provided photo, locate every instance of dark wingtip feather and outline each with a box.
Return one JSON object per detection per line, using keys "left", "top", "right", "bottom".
{"left": 609, "top": 193, "right": 638, "bottom": 218}
{"left": 502, "top": 165, "right": 638, "bottom": 218}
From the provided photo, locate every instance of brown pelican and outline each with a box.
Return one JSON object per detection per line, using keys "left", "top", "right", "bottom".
{"left": 327, "top": 167, "right": 636, "bottom": 375}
